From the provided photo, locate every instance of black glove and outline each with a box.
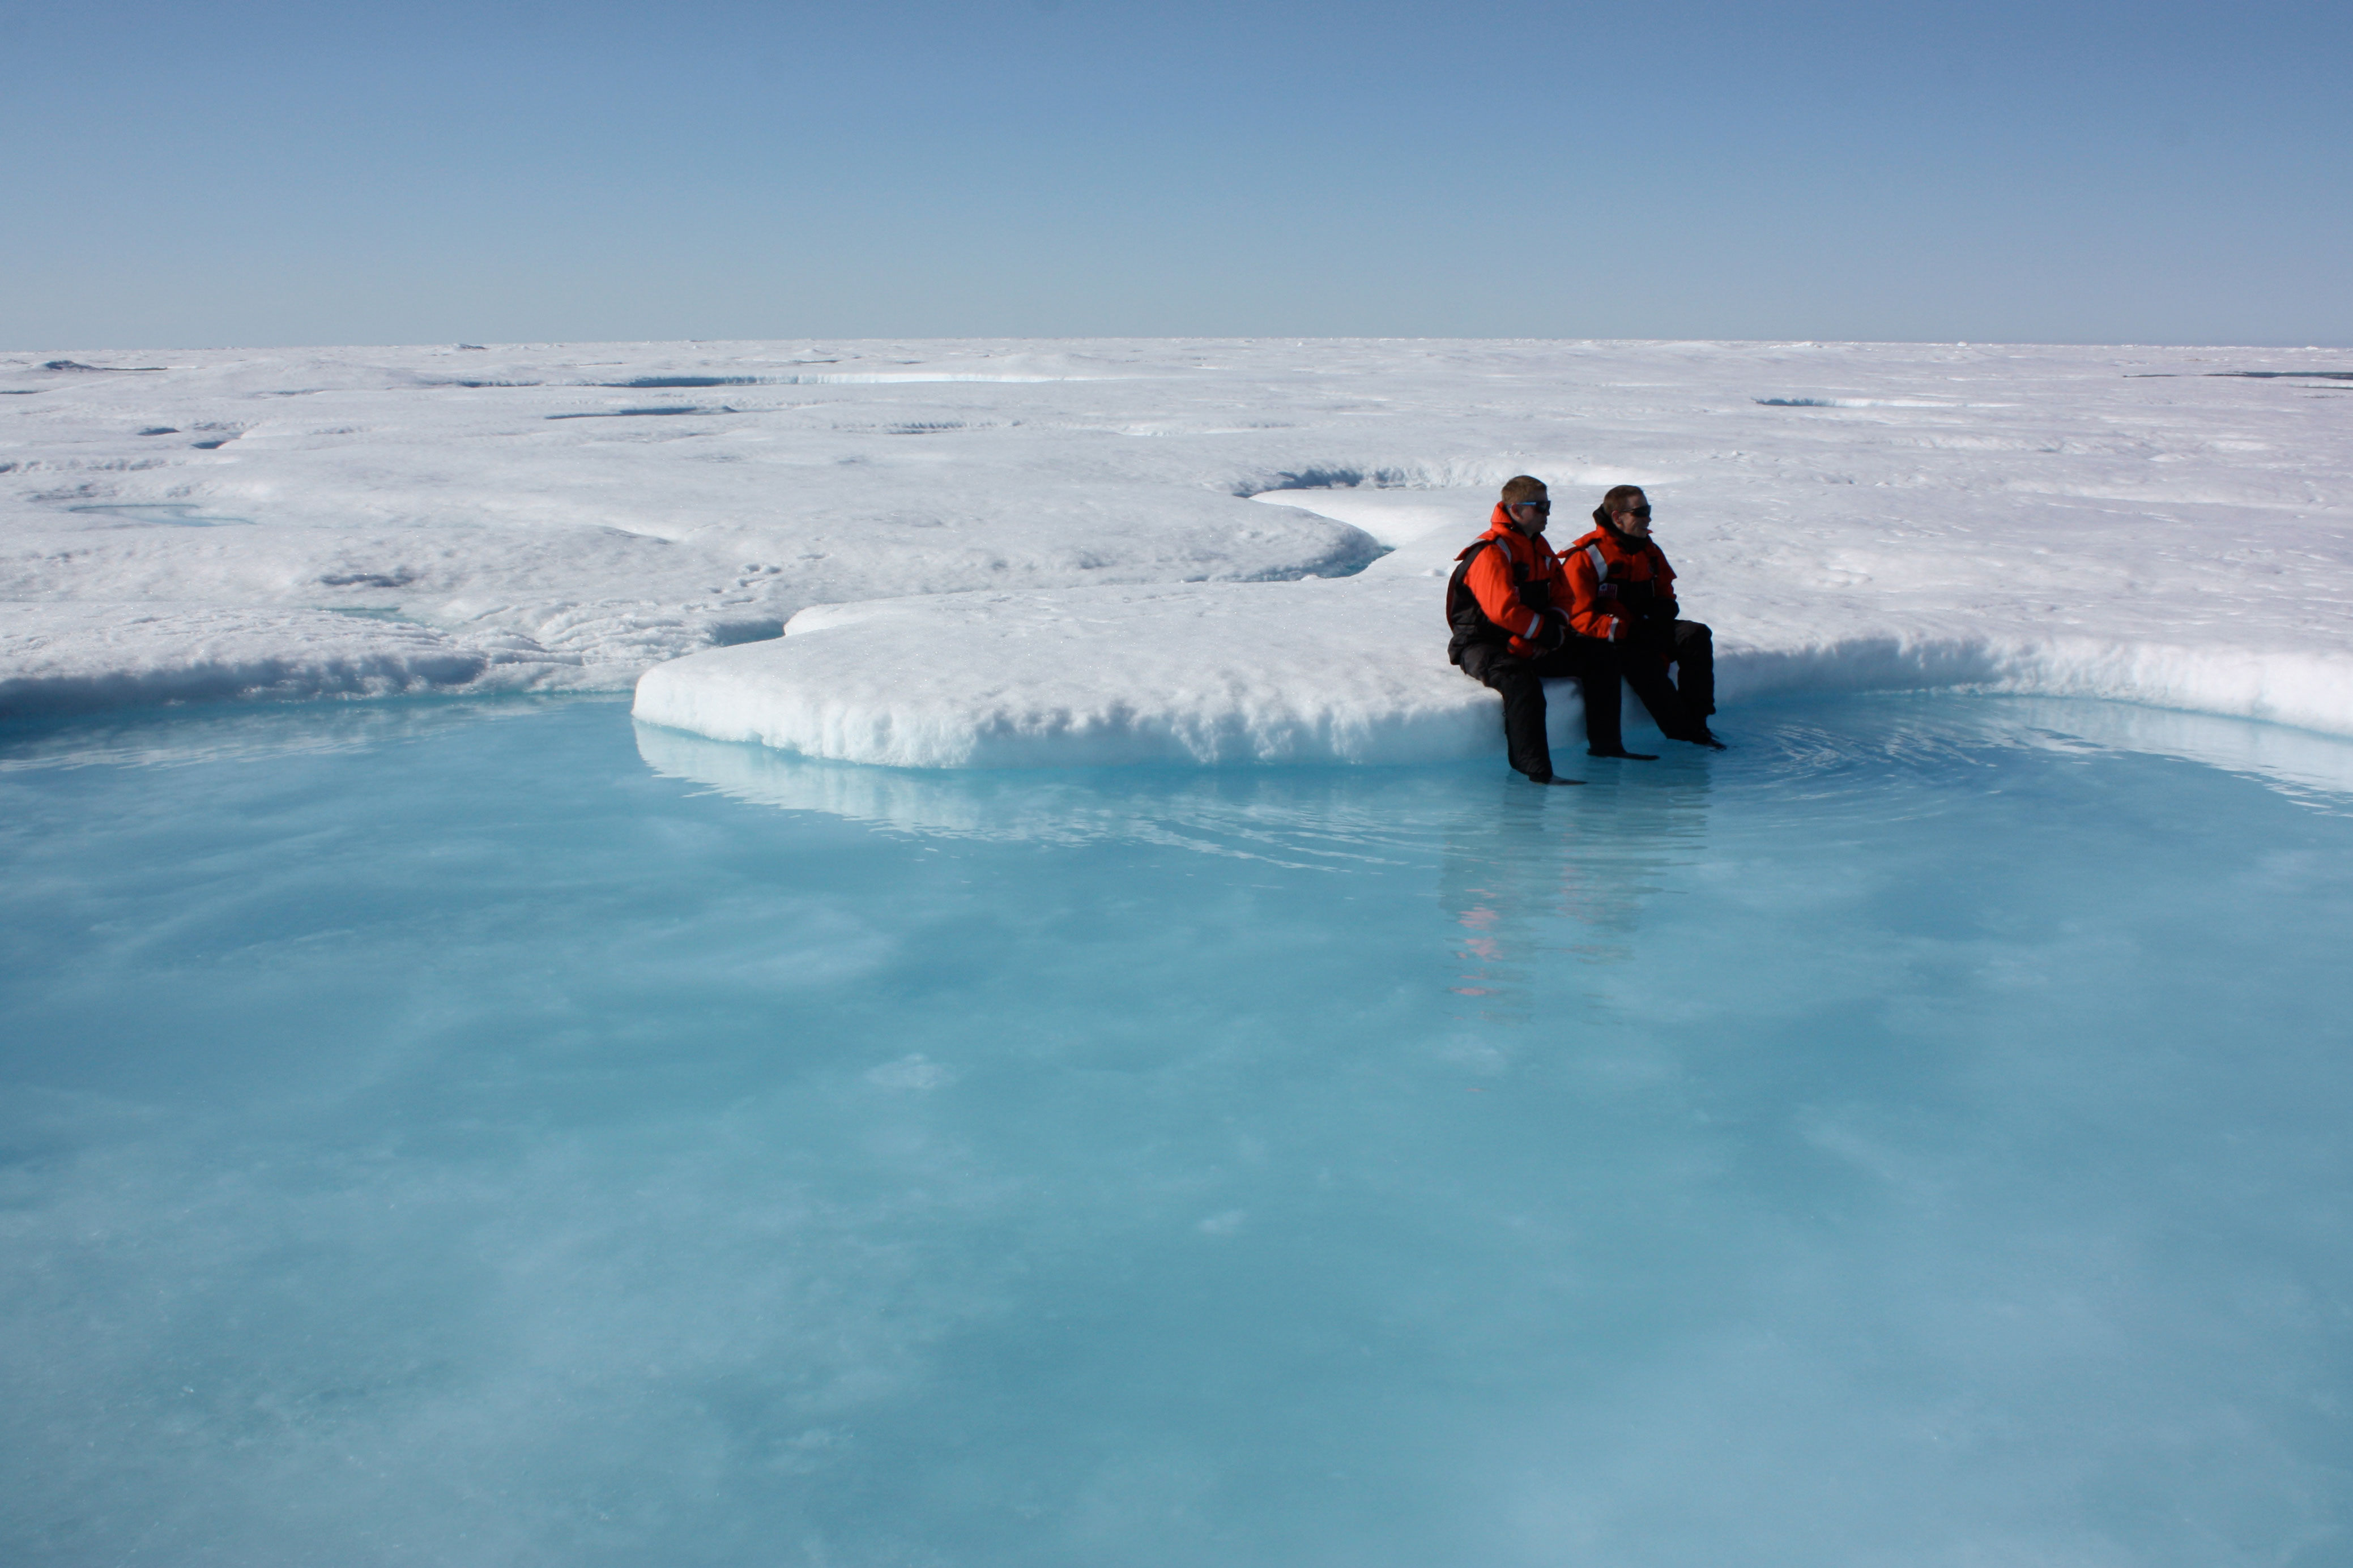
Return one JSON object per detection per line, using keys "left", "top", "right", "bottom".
{"left": 1531, "top": 612, "right": 1568, "bottom": 651}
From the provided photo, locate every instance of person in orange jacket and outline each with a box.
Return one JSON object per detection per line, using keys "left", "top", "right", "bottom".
{"left": 1446, "top": 475, "right": 1652, "bottom": 783}
{"left": 1560, "top": 485, "right": 1723, "bottom": 748}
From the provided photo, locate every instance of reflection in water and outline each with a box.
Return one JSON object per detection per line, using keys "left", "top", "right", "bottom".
{"left": 64, "top": 502, "right": 255, "bottom": 527}
{"left": 637, "top": 694, "right": 2353, "bottom": 1049}
{"left": 1437, "top": 767, "right": 1713, "bottom": 1023}
{"left": 640, "top": 716, "right": 1732, "bottom": 1026}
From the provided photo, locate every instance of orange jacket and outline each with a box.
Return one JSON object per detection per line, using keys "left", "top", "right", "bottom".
{"left": 1455, "top": 506, "right": 1570, "bottom": 657}
{"left": 1561, "top": 522, "right": 1678, "bottom": 642}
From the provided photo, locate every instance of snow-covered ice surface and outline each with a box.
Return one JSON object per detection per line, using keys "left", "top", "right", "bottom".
{"left": 0, "top": 343, "right": 1382, "bottom": 713}
{"left": 6, "top": 694, "right": 2353, "bottom": 1566}
{"left": 6, "top": 340, "right": 2348, "bottom": 759}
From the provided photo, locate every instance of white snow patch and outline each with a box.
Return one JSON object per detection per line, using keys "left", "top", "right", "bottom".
{"left": 633, "top": 577, "right": 1512, "bottom": 768}
{"left": 0, "top": 603, "right": 485, "bottom": 713}
{"left": 9, "top": 337, "right": 2351, "bottom": 751}
{"left": 634, "top": 580, "right": 2353, "bottom": 768}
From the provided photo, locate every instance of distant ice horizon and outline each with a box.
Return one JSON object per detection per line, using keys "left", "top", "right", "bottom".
{"left": 15, "top": 333, "right": 2351, "bottom": 356}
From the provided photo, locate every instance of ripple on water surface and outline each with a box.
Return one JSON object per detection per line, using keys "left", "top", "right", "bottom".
{"left": 2, "top": 694, "right": 2350, "bottom": 1568}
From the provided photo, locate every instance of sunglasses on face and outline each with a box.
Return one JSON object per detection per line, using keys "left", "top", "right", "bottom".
{"left": 1623, "top": 505, "right": 1652, "bottom": 520}
{"left": 1510, "top": 499, "right": 1551, "bottom": 515}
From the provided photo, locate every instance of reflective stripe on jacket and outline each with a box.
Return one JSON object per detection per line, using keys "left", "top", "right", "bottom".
{"left": 1455, "top": 506, "right": 1568, "bottom": 657}
{"left": 1561, "top": 522, "right": 1677, "bottom": 642}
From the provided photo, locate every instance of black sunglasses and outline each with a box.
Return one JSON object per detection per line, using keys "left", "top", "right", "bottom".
{"left": 1510, "top": 499, "right": 1551, "bottom": 514}
{"left": 1623, "top": 505, "right": 1652, "bottom": 520}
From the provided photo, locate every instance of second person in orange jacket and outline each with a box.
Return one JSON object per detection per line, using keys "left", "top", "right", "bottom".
{"left": 1559, "top": 485, "right": 1721, "bottom": 748}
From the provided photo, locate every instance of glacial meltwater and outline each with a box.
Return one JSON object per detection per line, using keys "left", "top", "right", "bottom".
{"left": 4, "top": 695, "right": 2351, "bottom": 1567}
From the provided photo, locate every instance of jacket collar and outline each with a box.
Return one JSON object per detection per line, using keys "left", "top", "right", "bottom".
{"left": 1486, "top": 503, "right": 1550, "bottom": 553}
{"left": 1588, "top": 507, "right": 1658, "bottom": 554}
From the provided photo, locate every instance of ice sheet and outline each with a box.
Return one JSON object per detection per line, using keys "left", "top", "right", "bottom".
{"left": 0, "top": 344, "right": 1382, "bottom": 710}
{"left": 7, "top": 340, "right": 2348, "bottom": 754}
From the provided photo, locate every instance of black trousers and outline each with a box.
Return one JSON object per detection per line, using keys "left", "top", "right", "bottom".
{"left": 1459, "top": 634, "right": 1703, "bottom": 780}
{"left": 1455, "top": 638, "right": 1617, "bottom": 776}
{"left": 1634, "top": 619, "right": 1715, "bottom": 719}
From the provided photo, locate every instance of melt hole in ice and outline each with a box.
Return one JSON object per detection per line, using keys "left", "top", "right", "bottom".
{"left": 66, "top": 503, "right": 254, "bottom": 527}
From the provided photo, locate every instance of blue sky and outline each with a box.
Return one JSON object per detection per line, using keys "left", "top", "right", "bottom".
{"left": 6, "top": 0, "right": 2348, "bottom": 349}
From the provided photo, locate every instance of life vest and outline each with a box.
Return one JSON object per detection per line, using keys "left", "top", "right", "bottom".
{"left": 1563, "top": 515, "right": 1678, "bottom": 640}
{"left": 1445, "top": 532, "right": 1557, "bottom": 663}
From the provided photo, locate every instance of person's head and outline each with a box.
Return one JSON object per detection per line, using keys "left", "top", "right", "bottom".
{"left": 1603, "top": 485, "right": 1651, "bottom": 541}
{"left": 1500, "top": 475, "right": 1551, "bottom": 536}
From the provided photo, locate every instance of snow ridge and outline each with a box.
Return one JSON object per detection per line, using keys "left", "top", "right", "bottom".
{"left": 0, "top": 604, "right": 487, "bottom": 716}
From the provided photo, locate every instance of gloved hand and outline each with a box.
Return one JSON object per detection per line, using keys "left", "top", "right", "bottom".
{"left": 1530, "top": 611, "right": 1568, "bottom": 651}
